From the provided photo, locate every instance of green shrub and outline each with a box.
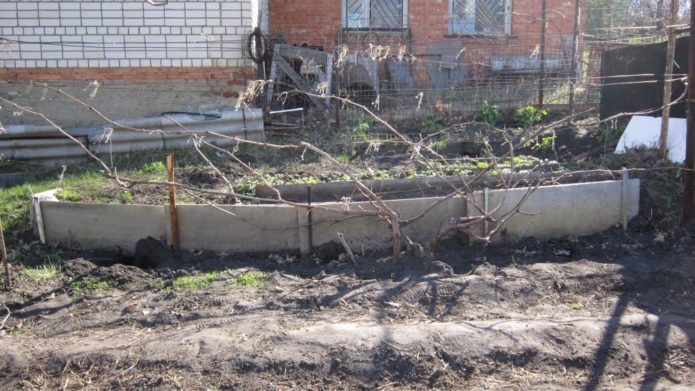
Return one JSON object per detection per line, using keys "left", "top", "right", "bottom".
{"left": 121, "top": 191, "right": 134, "bottom": 203}
{"left": 513, "top": 105, "right": 547, "bottom": 128}
{"left": 142, "top": 161, "right": 166, "bottom": 174}
{"left": 421, "top": 115, "right": 444, "bottom": 133}
{"left": 353, "top": 117, "right": 373, "bottom": 140}
{"left": 474, "top": 101, "right": 502, "bottom": 125}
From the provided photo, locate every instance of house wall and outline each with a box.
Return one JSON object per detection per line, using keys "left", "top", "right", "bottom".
{"left": 267, "top": 0, "right": 586, "bottom": 87}
{"left": 0, "top": 0, "right": 256, "bottom": 127}
{"left": 268, "top": 0, "right": 341, "bottom": 51}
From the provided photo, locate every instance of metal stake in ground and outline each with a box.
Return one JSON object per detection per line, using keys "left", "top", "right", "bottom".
{"left": 167, "top": 154, "right": 181, "bottom": 251}
{"left": 538, "top": 0, "right": 547, "bottom": 108}
{"left": 659, "top": 0, "right": 679, "bottom": 160}
{"left": 0, "top": 216, "right": 10, "bottom": 290}
{"left": 683, "top": 0, "right": 695, "bottom": 225}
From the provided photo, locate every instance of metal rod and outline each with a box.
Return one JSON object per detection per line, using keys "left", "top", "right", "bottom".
{"left": 166, "top": 154, "right": 180, "bottom": 250}
{"left": 268, "top": 108, "right": 305, "bottom": 115}
{"left": 0, "top": 215, "right": 10, "bottom": 291}
{"left": 483, "top": 188, "right": 490, "bottom": 236}
{"left": 658, "top": 0, "right": 679, "bottom": 160}
{"left": 568, "top": 0, "right": 582, "bottom": 114}
{"left": 307, "top": 185, "right": 313, "bottom": 254}
{"left": 683, "top": 0, "right": 695, "bottom": 225}
{"left": 538, "top": 0, "right": 547, "bottom": 108}
{"left": 622, "top": 168, "right": 629, "bottom": 231}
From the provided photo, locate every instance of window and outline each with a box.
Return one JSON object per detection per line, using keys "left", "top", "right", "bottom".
{"left": 343, "top": 0, "right": 408, "bottom": 29}
{"left": 449, "top": 0, "right": 511, "bottom": 35}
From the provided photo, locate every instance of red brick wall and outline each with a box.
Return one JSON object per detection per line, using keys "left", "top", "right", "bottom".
{"left": 0, "top": 66, "right": 254, "bottom": 84}
{"left": 268, "top": 0, "right": 586, "bottom": 76}
{"left": 268, "top": 0, "right": 341, "bottom": 50}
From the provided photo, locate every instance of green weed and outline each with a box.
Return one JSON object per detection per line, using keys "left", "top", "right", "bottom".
{"left": 57, "top": 188, "right": 82, "bottom": 202}
{"left": 141, "top": 161, "right": 166, "bottom": 174}
{"left": 432, "top": 137, "right": 451, "bottom": 151}
{"left": 524, "top": 135, "right": 556, "bottom": 153}
{"left": 513, "top": 105, "right": 548, "bottom": 128}
{"left": 602, "top": 125, "right": 626, "bottom": 142}
{"left": 353, "top": 117, "right": 373, "bottom": 140}
{"left": 476, "top": 161, "right": 490, "bottom": 170}
{"left": 23, "top": 262, "right": 61, "bottom": 282}
{"left": 71, "top": 276, "right": 112, "bottom": 295}
{"left": 474, "top": 101, "right": 502, "bottom": 126}
{"left": 229, "top": 272, "right": 268, "bottom": 287}
{"left": 420, "top": 115, "right": 444, "bottom": 133}
{"left": 335, "top": 154, "right": 350, "bottom": 164}
{"left": 167, "top": 272, "right": 219, "bottom": 292}
{"left": 120, "top": 191, "right": 134, "bottom": 204}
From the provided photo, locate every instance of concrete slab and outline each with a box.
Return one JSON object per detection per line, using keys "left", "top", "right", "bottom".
{"left": 174, "top": 204, "right": 300, "bottom": 252}
{"left": 467, "top": 180, "right": 640, "bottom": 242}
{"left": 40, "top": 201, "right": 166, "bottom": 251}
{"left": 34, "top": 179, "right": 641, "bottom": 253}
{"left": 311, "top": 197, "right": 467, "bottom": 250}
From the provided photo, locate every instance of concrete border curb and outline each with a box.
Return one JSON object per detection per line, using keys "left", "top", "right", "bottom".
{"left": 31, "top": 179, "right": 640, "bottom": 253}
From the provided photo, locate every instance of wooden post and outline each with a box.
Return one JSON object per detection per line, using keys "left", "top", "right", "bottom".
{"left": 683, "top": 0, "right": 695, "bottom": 225}
{"left": 166, "top": 154, "right": 180, "bottom": 250}
{"left": 538, "top": 0, "right": 547, "bottom": 108}
{"left": 0, "top": 215, "right": 10, "bottom": 290}
{"left": 658, "top": 0, "right": 679, "bottom": 160}
{"left": 568, "top": 0, "right": 582, "bottom": 114}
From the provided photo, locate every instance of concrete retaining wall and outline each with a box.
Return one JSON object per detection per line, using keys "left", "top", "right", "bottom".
{"left": 32, "top": 179, "right": 640, "bottom": 253}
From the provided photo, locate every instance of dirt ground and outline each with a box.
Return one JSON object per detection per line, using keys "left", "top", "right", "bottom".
{"left": 1, "top": 227, "right": 694, "bottom": 390}
{"left": 2, "top": 118, "right": 695, "bottom": 390}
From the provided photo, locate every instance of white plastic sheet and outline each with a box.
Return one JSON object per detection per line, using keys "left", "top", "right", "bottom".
{"left": 615, "top": 116, "right": 687, "bottom": 163}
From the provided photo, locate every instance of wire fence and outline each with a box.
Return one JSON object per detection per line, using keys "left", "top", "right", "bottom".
{"left": 0, "top": 1, "right": 690, "bottom": 126}
{"left": 262, "top": 1, "right": 691, "bottom": 123}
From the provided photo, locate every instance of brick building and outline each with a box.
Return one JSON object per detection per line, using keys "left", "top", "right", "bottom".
{"left": 0, "top": 0, "right": 255, "bottom": 127}
{"left": 266, "top": 0, "right": 586, "bottom": 90}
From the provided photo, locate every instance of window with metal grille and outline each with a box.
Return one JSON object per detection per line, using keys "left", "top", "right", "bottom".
{"left": 343, "top": 0, "right": 407, "bottom": 29}
{"left": 449, "top": 0, "right": 511, "bottom": 35}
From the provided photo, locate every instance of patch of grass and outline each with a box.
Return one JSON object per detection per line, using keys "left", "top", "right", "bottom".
{"left": 501, "top": 156, "right": 536, "bottom": 166}
{"left": 229, "top": 272, "right": 268, "bottom": 287}
{"left": 23, "top": 261, "right": 62, "bottom": 282}
{"left": 70, "top": 276, "right": 112, "bottom": 295}
{"left": 57, "top": 188, "right": 82, "bottom": 202}
{"left": 167, "top": 272, "right": 219, "bottom": 292}
{"left": 335, "top": 154, "right": 350, "bottom": 164}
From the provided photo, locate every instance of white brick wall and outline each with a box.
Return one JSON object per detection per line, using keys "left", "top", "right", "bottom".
{"left": 0, "top": 0, "right": 254, "bottom": 68}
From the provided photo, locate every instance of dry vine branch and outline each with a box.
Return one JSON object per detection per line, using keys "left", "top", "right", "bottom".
{"left": 4, "top": 82, "right": 582, "bottom": 261}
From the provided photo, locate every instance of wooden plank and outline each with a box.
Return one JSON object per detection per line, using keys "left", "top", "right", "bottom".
{"left": 274, "top": 56, "right": 328, "bottom": 109}
{"left": 275, "top": 44, "right": 329, "bottom": 64}
{"left": 0, "top": 215, "right": 10, "bottom": 290}
{"left": 166, "top": 154, "right": 180, "bottom": 251}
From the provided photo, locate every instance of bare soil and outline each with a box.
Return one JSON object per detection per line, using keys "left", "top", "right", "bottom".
{"left": 1, "top": 228, "right": 695, "bottom": 390}
{"left": 2, "top": 119, "right": 694, "bottom": 389}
